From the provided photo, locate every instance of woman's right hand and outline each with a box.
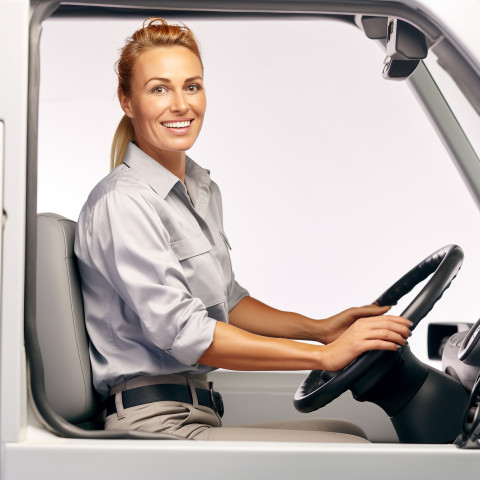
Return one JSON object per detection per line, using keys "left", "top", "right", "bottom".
{"left": 199, "top": 314, "right": 411, "bottom": 373}
{"left": 320, "top": 315, "right": 412, "bottom": 372}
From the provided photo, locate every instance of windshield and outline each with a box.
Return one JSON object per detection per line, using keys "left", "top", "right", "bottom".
{"left": 37, "top": 16, "right": 480, "bottom": 367}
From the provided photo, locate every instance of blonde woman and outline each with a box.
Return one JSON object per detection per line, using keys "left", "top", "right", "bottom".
{"left": 74, "top": 18, "right": 410, "bottom": 441}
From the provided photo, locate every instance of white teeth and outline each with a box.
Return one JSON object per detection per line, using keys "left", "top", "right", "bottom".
{"left": 163, "top": 120, "right": 191, "bottom": 128}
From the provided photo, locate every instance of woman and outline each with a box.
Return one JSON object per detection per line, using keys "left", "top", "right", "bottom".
{"left": 74, "top": 18, "right": 411, "bottom": 442}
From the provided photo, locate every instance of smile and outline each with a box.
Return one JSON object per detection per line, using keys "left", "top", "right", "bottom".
{"left": 162, "top": 120, "right": 192, "bottom": 128}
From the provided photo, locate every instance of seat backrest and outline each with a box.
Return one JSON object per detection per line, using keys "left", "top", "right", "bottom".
{"left": 30, "top": 213, "right": 178, "bottom": 439}
{"left": 36, "top": 212, "right": 98, "bottom": 423}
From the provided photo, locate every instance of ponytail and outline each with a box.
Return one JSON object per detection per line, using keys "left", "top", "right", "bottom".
{"left": 110, "top": 114, "right": 135, "bottom": 170}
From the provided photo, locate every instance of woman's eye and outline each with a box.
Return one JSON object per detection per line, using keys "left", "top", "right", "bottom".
{"left": 185, "top": 84, "right": 201, "bottom": 93}
{"left": 152, "top": 86, "right": 167, "bottom": 95}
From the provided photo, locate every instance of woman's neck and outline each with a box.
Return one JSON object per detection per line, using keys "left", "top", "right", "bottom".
{"left": 136, "top": 140, "right": 186, "bottom": 183}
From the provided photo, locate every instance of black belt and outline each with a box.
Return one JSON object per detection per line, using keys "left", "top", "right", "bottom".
{"left": 106, "top": 383, "right": 224, "bottom": 417}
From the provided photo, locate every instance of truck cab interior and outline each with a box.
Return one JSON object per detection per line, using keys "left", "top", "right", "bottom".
{"left": 1, "top": 1, "right": 480, "bottom": 479}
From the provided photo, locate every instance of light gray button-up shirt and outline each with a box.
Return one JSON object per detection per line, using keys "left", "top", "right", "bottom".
{"left": 75, "top": 143, "right": 249, "bottom": 397}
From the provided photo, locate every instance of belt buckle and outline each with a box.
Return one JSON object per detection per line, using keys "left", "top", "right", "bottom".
{"left": 209, "top": 382, "right": 224, "bottom": 417}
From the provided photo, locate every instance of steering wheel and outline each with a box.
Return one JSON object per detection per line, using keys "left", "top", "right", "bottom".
{"left": 294, "top": 244, "right": 464, "bottom": 413}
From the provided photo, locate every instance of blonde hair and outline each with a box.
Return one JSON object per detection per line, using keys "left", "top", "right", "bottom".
{"left": 110, "top": 17, "right": 203, "bottom": 170}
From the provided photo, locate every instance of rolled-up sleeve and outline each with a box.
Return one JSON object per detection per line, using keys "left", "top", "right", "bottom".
{"left": 227, "top": 277, "right": 249, "bottom": 312}
{"left": 81, "top": 190, "right": 216, "bottom": 366}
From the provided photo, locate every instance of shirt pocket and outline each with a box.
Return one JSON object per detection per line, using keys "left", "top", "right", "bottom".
{"left": 170, "top": 234, "right": 227, "bottom": 311}
{"left": 171, "top": 234, "right": 211, "bottom": 261}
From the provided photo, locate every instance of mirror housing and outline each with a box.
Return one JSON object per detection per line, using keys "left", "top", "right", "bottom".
{"left": 383, "top": 18, "right": 427, "bottom": 80}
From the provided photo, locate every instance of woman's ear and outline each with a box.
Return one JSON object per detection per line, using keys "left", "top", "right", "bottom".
{"left": 119, "top": 89, "right": 134, "bottom": 118}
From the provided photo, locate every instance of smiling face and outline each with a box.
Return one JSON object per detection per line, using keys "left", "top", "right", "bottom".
{"left": 119, "top": 46, "right": 206, "bottom": 170}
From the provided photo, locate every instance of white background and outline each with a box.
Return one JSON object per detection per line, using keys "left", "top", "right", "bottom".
{"left": 38, "top": 16, "right": 480, "bottom": 366}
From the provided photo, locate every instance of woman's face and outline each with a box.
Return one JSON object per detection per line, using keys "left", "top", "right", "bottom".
{"left": 120, "top": 46, "right": 206, "bottom": 162}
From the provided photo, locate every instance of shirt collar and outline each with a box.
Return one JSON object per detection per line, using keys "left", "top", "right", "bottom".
{"left": 122, "top": 142, "right": 211, "bottom": 199}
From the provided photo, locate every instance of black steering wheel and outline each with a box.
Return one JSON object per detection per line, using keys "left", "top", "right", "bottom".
{"left": 294, "top": 245, "right": 464, "bottom": 413}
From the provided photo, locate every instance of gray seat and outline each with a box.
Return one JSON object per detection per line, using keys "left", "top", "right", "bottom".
{"left": 28, "top": 212, "right": 179, "bottom": 438}
{"left": 36, "top": 213, "right": 98, "bottom": 423}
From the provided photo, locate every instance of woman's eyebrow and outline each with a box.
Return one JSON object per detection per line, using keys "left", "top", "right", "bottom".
{"left": 144, "top": 76, "right": 203, "bottom": 87}
{"left": 144, "top": 77, "right": 171, "bottom": 87}
{"left": 184, "top": 76, "right": 203, "bottom": 83}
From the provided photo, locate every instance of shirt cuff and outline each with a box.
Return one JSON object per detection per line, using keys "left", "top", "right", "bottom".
{"left": 169, "top": 310, "right": 217, "bottom": 366}
{"left": 227, "top": 281, "right": 250, "bottom": 313}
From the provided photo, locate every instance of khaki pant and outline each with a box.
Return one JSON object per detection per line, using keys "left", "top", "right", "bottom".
{"left": 105, "top": 374, "right": 369, "bottom": 443}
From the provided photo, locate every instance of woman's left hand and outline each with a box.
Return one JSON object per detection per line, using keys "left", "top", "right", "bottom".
{"left": 318, "top": 304, "right": 391, "bottom": 344}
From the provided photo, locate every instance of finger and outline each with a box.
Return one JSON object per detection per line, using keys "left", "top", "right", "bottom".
{"left": 358, "top": 317, "right": 411, "bottom": 339}
{"left": 370, "top": 315, "right": 412, "bottom": 326}
{"left": 356, "top": 304, "right": 391, "bottom": 316}
{"left": 372, "top": 302, "right": 392, "bottom": 311}
{"left": 378, "top": 319, "right": 411, "bottom": 339}
{"left": 368, "top": 329, "right": 408, "bottom": 345}
{"left": 365, "top": 339, "right": 404, "bottom": 352}
{"left": 381, "top": 315, "right": 413, "bottom": 329}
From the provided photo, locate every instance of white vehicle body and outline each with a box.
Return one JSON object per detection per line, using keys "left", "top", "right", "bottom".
{"left": 1, "top": 1, "right": 480, "bottom": 479}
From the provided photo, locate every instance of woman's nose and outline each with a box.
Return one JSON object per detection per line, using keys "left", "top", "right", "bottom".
{"left": 170, "top": 91, "right": 188, "bottom": 112}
